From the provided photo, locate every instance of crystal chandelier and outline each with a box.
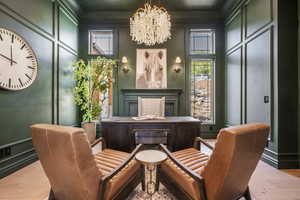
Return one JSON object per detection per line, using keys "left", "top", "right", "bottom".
{"left": 130, "top": 2, "right": 171, "bottom": 46}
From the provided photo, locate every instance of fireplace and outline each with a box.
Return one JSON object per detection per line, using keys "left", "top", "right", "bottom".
{"left": 134, "top": 129, "right": 169, "bottom": 145}
{"left": 120, "top": 88, "right": 182, "bottom": 116}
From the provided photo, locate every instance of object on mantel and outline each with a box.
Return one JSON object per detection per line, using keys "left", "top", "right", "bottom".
{"left": 132, "top": 115, "right": 166, "bottom": 121}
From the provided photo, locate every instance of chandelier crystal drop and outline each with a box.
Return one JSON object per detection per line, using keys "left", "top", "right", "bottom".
{"left": 130, "top": 3, "right": 171, "bottom": 46}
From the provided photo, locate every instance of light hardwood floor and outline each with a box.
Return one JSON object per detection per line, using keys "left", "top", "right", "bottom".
{"left": 1, "top": 141, "right": 300, "bottom": 200}
{"left": 1, "top": 160, "right": 300, "bottom": 200}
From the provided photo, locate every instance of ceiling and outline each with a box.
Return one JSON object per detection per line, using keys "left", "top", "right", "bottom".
{"left": 72, "top": 0, "right": 228, "bottom": 12}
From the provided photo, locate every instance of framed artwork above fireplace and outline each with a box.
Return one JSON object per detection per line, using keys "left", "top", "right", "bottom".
{"left": 136, "top": 49, "right": 167, "bottom": 89}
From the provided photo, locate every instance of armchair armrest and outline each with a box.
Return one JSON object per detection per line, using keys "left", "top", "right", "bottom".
{"left": 193, "top": 137, "right": 214, "bottom": 150}
{"left": 99, "top": 144, "right": 143, "bottom": 200}
{"left": 91, "top": 137, "right": 102, "bottom": 147}
{"left": 159, "top": 144, "right": 204, "bottom": 183}
{"left": 91, "top": 137, "right": 107, "bottom": 150}
{"left": 159, "top": 144, "right": 208, "bottom": 200}
{"left": 101, "top": 144, "right": 143, "bottom": 182}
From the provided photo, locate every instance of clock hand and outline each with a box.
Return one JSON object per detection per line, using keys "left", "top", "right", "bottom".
{"left": 0, "top": 53, "right": 17, "bottom": 64}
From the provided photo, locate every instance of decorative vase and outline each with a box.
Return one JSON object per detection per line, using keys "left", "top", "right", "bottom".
{"left": 81, "top": 122, "right": 96, "bottom": 143}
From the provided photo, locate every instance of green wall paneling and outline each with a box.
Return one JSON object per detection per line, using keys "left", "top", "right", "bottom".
{"left": 225, "top": 0, "right": 299, "bottom": 169}
{"left": 0, "top": 0, "right": 79, "bottom": 178}
{"left": 0, "top": 11, "right": 54, "bottom": 145}
{"left": 58, "top": 6, "right": 78, "bottom": 51}
{"left": 225, "top": 47, "right": 242, "bottom": 126}
{"left": 58, "top": 46, "right": 79, "bottom": 125}
{"left": 298, "top": 0, "right": 300, "bottom": 168}
{"left": 79, "top": 12, "right": 225, "bottom": 138}
{"left": 225, "top": 10, "right": 242, "bottom": 51}
{"left": 275, "top": 0, "right": 299, "bottom": 169}
{"left": 245, "top": 0, "right": 272, "bottom": 38}
{"left": 0, "top": 0, "right": 54, "bottom": 35}
{"left": 245, "top": 29, "right": 271, "bottom": 125}
{"left": 117, "top": 26, "right": 187, "bottom": 116}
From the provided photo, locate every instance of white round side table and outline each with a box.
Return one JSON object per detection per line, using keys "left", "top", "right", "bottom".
{"left": 135, "top": 150, "right": 168, "bottom": 198}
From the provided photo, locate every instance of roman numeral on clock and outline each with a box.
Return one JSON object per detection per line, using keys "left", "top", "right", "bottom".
{"left": 26, "top": 56, "right": 33, "bottom": 59}
{"left": 21, "top": 44, "right": 26, "bottom": 50}
{"left": 0, "top": 34, "right": 3, "bottom": 41}
{"left": 27, "top": 66, "right": 34, "bottom": 69}
{"left": 9, "top": 78, "right": 11, "bottom": 88}
{"left": 11, "top": 34, "right": 14, "bottom": 43}
{"left": 18, "top": 78, "right": 23, "bottom": 87}
{"left": 25, "top": 74, "right": 32, "bottom": 80}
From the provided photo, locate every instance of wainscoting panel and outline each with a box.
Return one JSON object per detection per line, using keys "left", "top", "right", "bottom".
{"left": 0, "top": 10, "right": 54, "bottom": 144}
{"left": 225, "top": 0, "right": 299, "bottom": 168}
{"left": 58, "top": 46, "right": 79, "bottom": 125}
{"left": 225, "top": 48, "right": 242, "bottom": 126}
{"left": 0, "top": 0, "right": 54, "bottom": 35}
{"left": 0, "top": 0, "right": 79, "bottom": 178}
{"left": 245, "top": 30, "right": 271, "bottom": 124}
{"left": 58, "top": 6, "right": 78, "bottom": 51}
{"left": 225, "top": 0, "right": 275, "bottom": 166}
{"left": 225, "top": 10, "right": 242, "bottom": 51}
{"left": 245, "top": 0, "right": 272, "bottom": 38}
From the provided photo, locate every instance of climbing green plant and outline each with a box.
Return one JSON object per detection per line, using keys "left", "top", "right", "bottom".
{"left": 73, "top": 57, "right": 117, "bottom": 122}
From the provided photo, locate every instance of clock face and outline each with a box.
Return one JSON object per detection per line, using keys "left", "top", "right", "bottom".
{"left": 0, "top": 28, "right": 38, "bottom": 91}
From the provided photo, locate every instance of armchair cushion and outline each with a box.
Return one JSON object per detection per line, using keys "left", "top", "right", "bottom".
{"left": 94, "top": 149, "right": 140, "bottom": 200}
{"left": 161, "top": 148, "right": 209, "bottom": 200}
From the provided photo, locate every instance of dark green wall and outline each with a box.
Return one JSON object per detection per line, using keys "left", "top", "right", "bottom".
{"left": 0, "top": 0, "right": 79, "bottom": 178}
{"left": 298, "top": 0, "right": 300, "bottom": 168}
{"left": 225, "top": 0, "right": 299, "bottom": 169}
{"left": 79, "top": 11, "right": 225, "bottom": 138}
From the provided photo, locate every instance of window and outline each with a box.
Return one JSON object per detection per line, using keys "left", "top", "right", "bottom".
{"left": 189, "top": 29, "right": 215, "bottom": 124}
{"left": 89, "top": 30, "right": 114, "bottom": 56}
{"left": 190, "top": 29, "right": 215, "bottom": 55}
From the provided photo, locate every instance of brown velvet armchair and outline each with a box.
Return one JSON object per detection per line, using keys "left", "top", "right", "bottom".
{"left": 31, "top": 124, "right": 142, "bottom": 200}
{"left": 159, "top": 123, "right": 270, "bottom": 200}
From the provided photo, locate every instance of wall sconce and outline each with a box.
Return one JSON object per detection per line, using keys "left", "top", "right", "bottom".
{"left": 175, "top": 57, "right": 182, "bottom": 64}
{"left": 174, "top": 56, "right": 182, "bottom": 73}
{"left": 121, "top": 56, "right": 130, "bottom": 73}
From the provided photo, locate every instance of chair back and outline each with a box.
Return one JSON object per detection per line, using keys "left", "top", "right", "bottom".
{"left": 202, "top": 123, "right": 269, "bottom": 200}
{"left": 138, "top": 96, "right": 165, "bottom": 117}
{"left": 31, "top": 124, "right": 102, "bottom": 200}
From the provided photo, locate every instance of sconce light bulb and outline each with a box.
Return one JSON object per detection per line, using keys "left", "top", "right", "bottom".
{"left": 122, "top": 56, "right": 128, "bottom": 64}
{"left": 175, "top": 57, "right": 182, "bottom": 64}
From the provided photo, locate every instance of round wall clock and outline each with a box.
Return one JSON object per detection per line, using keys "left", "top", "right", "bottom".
{"left": 0, "top": 28, "right": 38, "bottom": 91}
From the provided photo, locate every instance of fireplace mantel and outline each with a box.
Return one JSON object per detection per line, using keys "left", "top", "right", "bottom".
{"left": 120, "top": 88, "right": 183, "bottom": 116}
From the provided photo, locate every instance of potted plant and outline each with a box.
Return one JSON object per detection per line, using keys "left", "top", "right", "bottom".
{"left": 73, "top": 57, "right": 117, "bottom": 142}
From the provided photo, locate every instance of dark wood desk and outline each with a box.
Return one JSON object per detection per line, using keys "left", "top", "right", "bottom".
{"left": 101, "top": 116, "right": 201, "bottom": 152}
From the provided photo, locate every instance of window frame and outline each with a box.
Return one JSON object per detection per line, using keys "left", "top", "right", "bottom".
{"left": 88, "top": 28, "right": 118, "bottom": 58}
{"left": 186, "top": 28, "right": 216, "bottom": 124}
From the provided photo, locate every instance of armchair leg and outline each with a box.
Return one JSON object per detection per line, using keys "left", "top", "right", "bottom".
{"left": 48, "top": 189, "right": 55, "bottom": 200}
{"left": 244, "top": 187, "right": 252, "bottom": 200}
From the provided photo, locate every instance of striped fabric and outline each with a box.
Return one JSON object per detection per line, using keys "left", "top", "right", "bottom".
{"left": 172, "top": 148, "right": 209, "bottom": 175}
{"left": 94, "top": 149, "right": 130, "bottom": 175}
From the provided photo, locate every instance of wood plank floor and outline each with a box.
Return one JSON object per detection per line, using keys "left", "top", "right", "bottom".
{"left": 282, "top": 170, "right": 300, "bottom": 178}
{"left": 0, "top": 141, "right": 300, "bottom": 200}
{"left": 1, "top": 160, "right": 300, "bottom": 200}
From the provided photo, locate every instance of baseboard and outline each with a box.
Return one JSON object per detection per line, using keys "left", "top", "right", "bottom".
{"left": 262, "top": 149, "right": 279, "bottom": 168}
{"left": 0, "top": 138, "right": 38, "bottom": 178}
{"left": 0, "top": 151, "right": 37, "bottom": 178}
{"left": 262, "top": 148, "right": 300, "bottom": 169}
